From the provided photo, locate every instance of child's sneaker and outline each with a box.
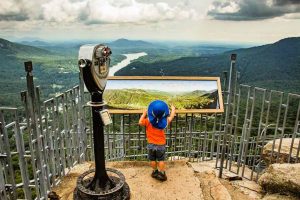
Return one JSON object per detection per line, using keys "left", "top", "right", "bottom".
{"left": 156, "top": 171, "right": 167, "bottom": 181}
{"left": 151, "top": 170, "right": 159, "bottom": 178}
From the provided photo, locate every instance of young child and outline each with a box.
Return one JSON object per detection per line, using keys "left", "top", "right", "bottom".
{"left": 139, "top": 100, "right": 176, "bottom": 181}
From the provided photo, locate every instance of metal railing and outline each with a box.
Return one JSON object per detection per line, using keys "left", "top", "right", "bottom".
{"left": 0, "top": 60, "right": 299, "bottom": 199}
{"left": 0, "top": 63, "right": 87, "bottom": 200}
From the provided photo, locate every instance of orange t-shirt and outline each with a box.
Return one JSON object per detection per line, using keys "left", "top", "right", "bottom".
{"left": 140, "top": 118, "right": 166, "bottom": 145}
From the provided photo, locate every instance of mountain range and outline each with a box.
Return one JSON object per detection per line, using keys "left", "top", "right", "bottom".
{"left": 108, "top": 38, "right": 154, "bottom": 48}
{"left": 0, "top": 37, "right": 299, "bottom": 107}
{"left": 115, "top": 37, "right": 300, "bottom": 93}
{"left": 0, "top": 38, "right": 77, "bottom": 106}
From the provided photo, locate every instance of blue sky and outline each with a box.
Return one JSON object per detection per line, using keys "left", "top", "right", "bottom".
{"left": 0, "top": 0, "right": 299, "bottom": 43}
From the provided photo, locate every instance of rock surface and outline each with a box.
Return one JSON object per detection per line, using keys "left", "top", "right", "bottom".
{"left": 52, "top": 160, "right": 267, "bottom": 200}
{"left": 52, "top": 160, "right": 203, "bottom": 200}
{"left": 196, "top": 170, "right": 232, "bottom": 200}
{"left": 262, "top": 194, "right": 299, "bottom": 200}
{"left": 262, "top": 138, "right": 300, "bottom": 165}
{"left": 258, "top": 163, "right": 300, "bottom": 197}
{"left": 188, "top": 161, "right": 262, "bottom": 200}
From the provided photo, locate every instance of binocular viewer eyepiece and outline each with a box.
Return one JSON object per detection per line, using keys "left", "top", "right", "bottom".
{"left": 78, "top": 44, "right": 112, "bottom": 94}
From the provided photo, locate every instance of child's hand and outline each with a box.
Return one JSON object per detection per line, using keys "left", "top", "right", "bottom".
{"left": 171, "top": 105, "right": 175, "bottom": 111}
{"left": 139, "top": 109, "right": 147, "bottom": 125}
{"left": 168, "top": 104, "right": 176, "bottom": 123}
{"left": 142, "top": 109, "right": 147, "bottom": 115}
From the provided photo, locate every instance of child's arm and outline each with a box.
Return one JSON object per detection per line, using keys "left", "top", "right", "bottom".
{"left": 167, "top": 105, "right": 176, "bottom": 123}
{"left": 139, "top": 109, "right": 147, "bottom": 126}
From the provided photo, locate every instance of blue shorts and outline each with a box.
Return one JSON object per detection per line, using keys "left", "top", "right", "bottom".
{"left": 147, "top": 144, "right": 166, "bottom": 161}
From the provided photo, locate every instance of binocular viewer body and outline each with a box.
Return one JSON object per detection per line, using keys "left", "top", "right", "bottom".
{"left": 75, "top": 44, "right": 130, "bottom": 199}
{"left": 78, "top": 44, "right": 111, "bottom": 94}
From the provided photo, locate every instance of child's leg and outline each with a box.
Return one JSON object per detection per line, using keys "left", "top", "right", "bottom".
{"left": 148, "top": 144, "right": 158, "bottom": 173}
{"left": 156, "top": 145, "right": 166, "bottom": 172}
{"left": 157, "top": 160, "right": 167, "bottom": 181}
{"left": 155, "top": 145, "right": 167, "bottom": 181}
{"left": 157, "top": 161, "right": 165, "bottom": 171}
{"left": 150, "top": 161, "right": 157, "bottom": 170}
{"left": 148, "top": 145, "right": 159, "bottom": 178}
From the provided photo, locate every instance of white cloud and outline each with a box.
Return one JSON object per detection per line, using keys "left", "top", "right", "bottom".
{"left": 0, "top": 0, "right": 198, "bottom": 24}
{"left": 41, "top": 0, "right": 198, "bottom": 24}
{"left": 284, "top": 13, "right": 300, "bottom": 19}
{"left": 207, "top": 0, "right": 300, "bottom": 21}
{"left": 42, "top": 0, "right": 87, "bottom": 23}
{"left": 208, "top": 1, "right": 240, "bottom": 14}
{"left": 0, "top": 1, "right": 21, "bottom": 15}
{"left": 0, "top": 0, "right": 298, "bottom": 43}
{"left": 0, "top": 0, "right": 49, "bottom": 21}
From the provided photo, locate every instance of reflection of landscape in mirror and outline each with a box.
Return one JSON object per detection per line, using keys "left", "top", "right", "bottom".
{"left": 104, "top": 78, "right": 221, "bottom": 112}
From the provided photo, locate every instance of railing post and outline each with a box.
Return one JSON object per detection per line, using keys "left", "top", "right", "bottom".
{"left": 24, "top": 61, "right": 48, "bottom": 199}
{"left": 0, "top": 111, "right": 16, "bottom": 199}
{"left": 14, "top": 109, "right": 32, "bottom": 199}
{"left": 222, "top": 71, "right": 228, "bottom": 92}
{"left": 219, "top": 54, "right": 237, "bottom": 178}
{"left": 0, "top": 147, "right": 7, "bottom": 200}
{"left": 78, "top": 72, "right": 86, "bottom": 162}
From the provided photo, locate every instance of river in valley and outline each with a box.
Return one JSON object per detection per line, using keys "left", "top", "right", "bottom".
{"left": 109, "top": 52, "right": 147, "bottom": 76}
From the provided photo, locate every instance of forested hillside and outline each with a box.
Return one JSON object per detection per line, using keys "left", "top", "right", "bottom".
{"left": 1, "top": 37, "right": 299, "bottom": 107}
{"left": 104, "top": 89, "right": 213, "bottom": 110}
{"left": 0, "top": 38, "right": 78, "bottom": 106}
{"left": 116, "top": 37, "right": 300, "bottom": 93}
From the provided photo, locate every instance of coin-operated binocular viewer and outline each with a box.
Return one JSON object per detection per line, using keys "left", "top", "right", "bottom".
{"left": 74, "top": 44, "right": 130, "bottom": 200}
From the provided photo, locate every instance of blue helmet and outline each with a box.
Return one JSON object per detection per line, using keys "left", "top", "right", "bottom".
{"left": 147, "top": 100, "right": 170, "bottom": 129}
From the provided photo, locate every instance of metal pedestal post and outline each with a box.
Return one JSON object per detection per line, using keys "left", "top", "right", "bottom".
{"left": 74, "top": 93, "right": 130, "bottom": 200}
